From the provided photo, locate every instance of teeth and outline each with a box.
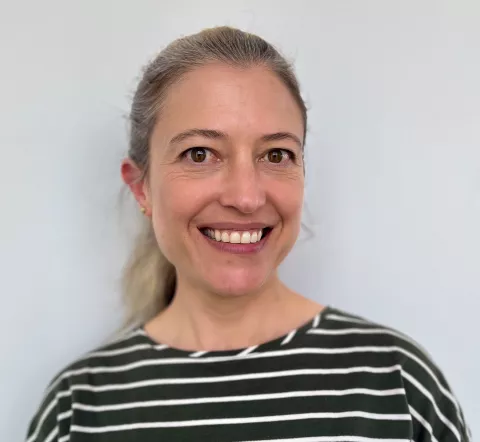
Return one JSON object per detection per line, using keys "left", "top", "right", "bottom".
{"left": 230, "top": 232, "right": 241, "bottom": 243}
{"left": 204, "top": 229, "right": 265, "bottom": 244}
{"left": 240, "top": 232, "right": 251, "bottom": 243}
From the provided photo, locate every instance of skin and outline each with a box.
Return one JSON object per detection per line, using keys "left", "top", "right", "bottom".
{"left": 122, "top": 63, "right": 323, "bottom": 351}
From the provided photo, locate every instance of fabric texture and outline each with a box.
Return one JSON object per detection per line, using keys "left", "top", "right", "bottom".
{"left": 26, "top": 306, "right": 471, "bottom": 442}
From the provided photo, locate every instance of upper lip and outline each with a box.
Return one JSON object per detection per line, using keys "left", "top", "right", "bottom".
{"left": 198, "top": 222, "right": 272, "bottom": 231}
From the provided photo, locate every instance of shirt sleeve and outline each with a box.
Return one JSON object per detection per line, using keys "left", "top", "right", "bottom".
{"left": 26, "top": 372, "right": 72, "bottom": 442}
{"left": 398, "top": 340, "right": 471, "bottom": 442}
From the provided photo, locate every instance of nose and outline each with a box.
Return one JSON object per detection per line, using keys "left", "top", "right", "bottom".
{"left": 219, "top": 156, "right": 266, "bottom": 214}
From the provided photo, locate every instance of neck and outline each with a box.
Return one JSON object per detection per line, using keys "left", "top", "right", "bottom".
{"left": 145, "top": 273, "right": 320, "bottom": 352}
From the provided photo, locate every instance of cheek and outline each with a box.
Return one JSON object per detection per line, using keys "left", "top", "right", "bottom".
{"left": 149, "top": 181, "right": 190, "bottom": 264}
{"left": 151, "top": 183, "right": 184, "bottom": 231}
{"left": 150, "top": 176, "right": 208, "bottom": 236}
{"left": 270, "top": 178, "right": 304, "bottom": 225}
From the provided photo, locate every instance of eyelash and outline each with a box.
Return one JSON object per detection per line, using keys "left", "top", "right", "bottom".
{"left": 181, "top": 147, "right": 211, "bottom": 161}
{"left": 181, "top": 147, "right": 297, "bottom": 165}
{"left": 262, "top": 149, "right": 297, "bottom": 165}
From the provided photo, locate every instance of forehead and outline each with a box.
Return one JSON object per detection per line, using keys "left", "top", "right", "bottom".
{"left": 156, "top": 63, "right": 304, "bottom": 140}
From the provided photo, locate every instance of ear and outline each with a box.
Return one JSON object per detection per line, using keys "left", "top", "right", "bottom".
{"left": 121, "top": 158, "right": 151, "bottom": 216}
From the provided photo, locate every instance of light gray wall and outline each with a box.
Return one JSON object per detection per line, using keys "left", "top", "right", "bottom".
{"left": 1, "top": 1, "right": 478, "bottom": 440}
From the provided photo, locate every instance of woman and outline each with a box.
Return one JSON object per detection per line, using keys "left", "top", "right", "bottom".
{"left": 27, "top": 26, "right": 470, "bottom": 442}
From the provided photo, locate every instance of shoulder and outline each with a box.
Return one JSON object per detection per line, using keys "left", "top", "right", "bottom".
{"left": 25, "top": 328, "right": 150, "bottom": 442}
{"left": 319, "top": 306, "right": 436, "bottom": 356}
{"left": 42, "top": 326, "right": 152, "bottom": 389}
{"left": 318, "top": 306, "right": 471, "bottom": 442}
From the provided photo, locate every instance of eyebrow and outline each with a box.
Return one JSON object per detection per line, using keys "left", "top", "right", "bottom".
{"left": 169, "top": 128, "right": 303, "bottom": 147}
{"left": 169, "top": 129, "right": 226, "bottom": 145}
{"left": 261, "top": 131, "right": 302, "bottom": 147}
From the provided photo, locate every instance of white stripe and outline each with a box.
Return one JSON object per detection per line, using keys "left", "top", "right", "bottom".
{"left": 409, "top": 405, "right": 439, "bottom": 442}
{"left": 48, "top": 345, "right": 408, "bottom": 395}
{"left": 71, "top": 411, "right": 410, "bottom": 432}
{"left": 237, "top": 345, "right": 258, "bottom": 356}
{"left": 44, "top": 344, "right": 461, "bottom": 424}
{"left": 325, "top": 314, "right": 369, "bottom": 325}
{"left": 70, "top": 387, "right": 406, "bottom": 412}
{"left": 309, "top": 324, "right": 462, "bottom": 427}
{"left": 27, "top": 333, "right": 159, "bottom": 439}
{"left": 26, "top": 397, "right": 57, "bottom": 442}
{"left": 281, "top": 330, "right": 296, "bottom": 346}
{"left": 45, "top": 426, "right": 58, "bottom": 442}
{"left": 58, "top": 436, "right": 70, "bottom": 442}
{"left": 308, "top": 328, "right": 381, "bottom": 336}
{"left": 312, "top": 314, "right": 320, "bottom": 328}
{"left": 242, "top": 437, "right": 409, "bottom": 442}
{"left": 45, "top": 343, "right": 460, "bottom": 419}
{"left": 319, "top": 319, "right": 431, "bottom": 356}
{"left": 41, "top": 328, "right": 149, "bottom": 400}
{"left": 309, "top": 327, "right": 411, "bottom": 339}
{"left": 56, "top": 365, "right": 401, "bottom": 395}
{"left": 89, "top": 343, "right": 167, "bottom": 358}
{"left": 51, "top": 346, "right": 405, "bottom": 376}
{"left": 58, "top": 409, "right": 72, "bottom": 421}
{"left": 308, "top": 327, "right": 430, "bottom": 353}
{"left": 48, "top": 344, "right": 375, "bottom": 400}
{"left": 394, "top": 346, "right": 462, "bottom": 423}
{"left": 190, "top": 351, "right": 208, "bottom": 357}
{"left": 401, "top": 370, "right": 461, "bottom": 442}
{"left": 52, "top": 341, "right": 463, "bottom": 424}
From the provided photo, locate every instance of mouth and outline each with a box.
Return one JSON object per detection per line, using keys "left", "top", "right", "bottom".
{"left": 199, "top": 227, "right": 273, "bottom": 244}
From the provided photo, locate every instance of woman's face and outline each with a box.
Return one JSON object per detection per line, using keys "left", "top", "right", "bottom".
{"left": 142, "top": 64, "right": 304, "bottom": 297}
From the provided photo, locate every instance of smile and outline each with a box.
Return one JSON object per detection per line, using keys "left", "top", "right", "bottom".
{"left": 200, "top": 228, "right": 273, "bottom": 244}
{"left": 198, "top": 227, "right": 273, "bottom": 253}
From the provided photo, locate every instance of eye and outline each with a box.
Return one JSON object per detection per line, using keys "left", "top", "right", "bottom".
{"left": 264, "top": 149, "right": 293, "bottom": 164}
{"left": 184, "top": 147, "right": 210, "bottom": 163}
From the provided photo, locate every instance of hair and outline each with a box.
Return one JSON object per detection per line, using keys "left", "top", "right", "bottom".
{"left": 122, "top": 26, "right": 308, "bottom": 328}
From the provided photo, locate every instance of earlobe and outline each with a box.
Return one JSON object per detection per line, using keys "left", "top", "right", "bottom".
{"left": 121, "top": 158, "right": 151, "bottom": 215}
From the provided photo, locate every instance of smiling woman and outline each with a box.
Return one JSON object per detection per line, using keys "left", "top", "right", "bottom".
{"left": 26, "top": 26, "right": 471, "bottom": 442}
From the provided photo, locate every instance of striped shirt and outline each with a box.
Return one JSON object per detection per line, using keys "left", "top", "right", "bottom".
{"left": 26, "top": 306, "right": 471, "bottom": 442}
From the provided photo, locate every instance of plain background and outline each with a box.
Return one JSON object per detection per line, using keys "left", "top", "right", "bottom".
{"left": 1, "top": 0, "right": 478, "bottom": 440}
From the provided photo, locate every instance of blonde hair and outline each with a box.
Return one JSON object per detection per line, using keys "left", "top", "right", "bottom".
{"left": 123, "top": 26, "right": 308, "bottom": 328}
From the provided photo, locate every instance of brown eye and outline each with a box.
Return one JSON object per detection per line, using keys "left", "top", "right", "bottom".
{"left": 189, "top": 147, "right": 207, "bottom": 163}
{"left": 266, "top": 149, "right": 288, "bottom": 164}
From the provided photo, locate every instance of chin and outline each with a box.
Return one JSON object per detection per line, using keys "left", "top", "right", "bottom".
{"left": 206, "top": 268, "right": 272, "bottom": 297}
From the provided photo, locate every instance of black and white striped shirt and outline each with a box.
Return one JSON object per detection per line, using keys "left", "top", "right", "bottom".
{"left": 26, "top": 306, "right": 471, "bottom": 442}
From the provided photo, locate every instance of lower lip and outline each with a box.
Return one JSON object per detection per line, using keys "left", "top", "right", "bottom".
{"left": 200, "top": 231, "right": 270, "bottom": 254}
